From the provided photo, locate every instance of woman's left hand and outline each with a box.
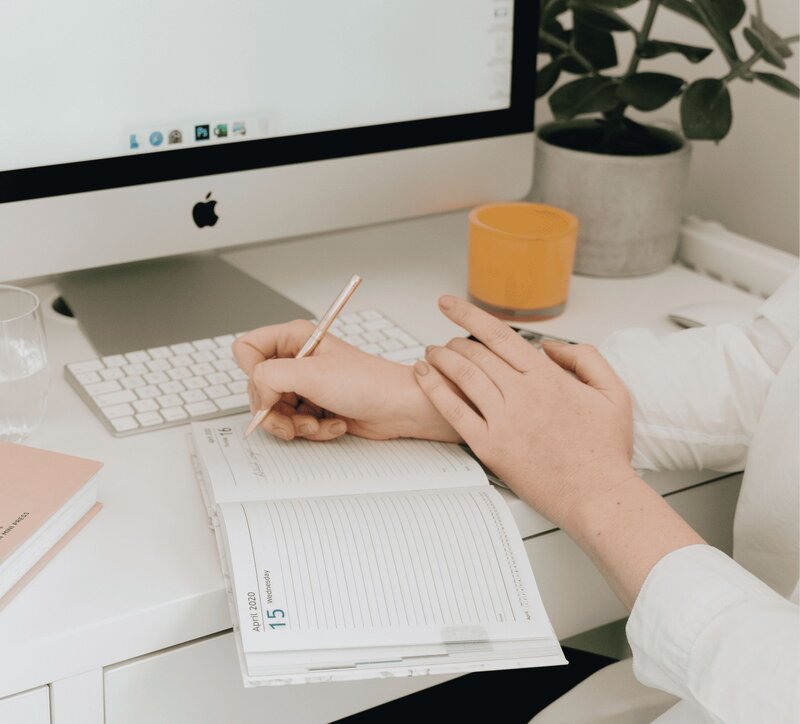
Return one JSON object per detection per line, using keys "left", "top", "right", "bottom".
{"left": 414, "top": 295, "right": 637, "bottom": 528}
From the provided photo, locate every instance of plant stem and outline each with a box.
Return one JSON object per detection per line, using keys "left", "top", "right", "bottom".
{"left": 625, "top": 0, "right": 661, "bottom": 78}
{"left": 723, "top": 50, "right": 763, "bottom": 83}
{"left": 692, "top": 2, "right": 739, "bottom": 70}
{"left": 539, "top": 29, "right": 599, "bottom": 76}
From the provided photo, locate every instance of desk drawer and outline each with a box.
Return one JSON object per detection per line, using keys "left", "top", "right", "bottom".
{"left": 104, "top": 631, "right": 451, "bottom": 724}
{"left": 0, "top": 685, "right": 50, "bottom": 724}
{"left": 525, "top": 474, "right": 741, "bottom": 639}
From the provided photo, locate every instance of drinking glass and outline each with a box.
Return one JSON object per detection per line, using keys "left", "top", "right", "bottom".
{"left": 0, "top": 285, "right": 49, "bottom": 442}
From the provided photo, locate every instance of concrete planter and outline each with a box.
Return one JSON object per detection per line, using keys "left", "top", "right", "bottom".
{"left": 530, "top": 121, "right": 691, "bottom": 277}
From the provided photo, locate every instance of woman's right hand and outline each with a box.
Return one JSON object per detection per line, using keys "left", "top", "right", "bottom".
{"left": 233, "top": 319, "right": 460, "bottom": 443}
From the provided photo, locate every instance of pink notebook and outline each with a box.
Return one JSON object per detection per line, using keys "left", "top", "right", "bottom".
{"left": 0, "top": 441, "right": 103, "bottom": 608}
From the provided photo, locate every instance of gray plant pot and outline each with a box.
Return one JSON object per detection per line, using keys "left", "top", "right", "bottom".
{"left": 529, "top": 121, "right": 691, "bottom": 277}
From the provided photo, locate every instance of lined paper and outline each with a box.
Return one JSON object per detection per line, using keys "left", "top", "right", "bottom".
{"left": 221, "top": 487, "right": 542, "bottom": 654}
{"left": 194, "top": 413, "right": 486, "bottom": 502}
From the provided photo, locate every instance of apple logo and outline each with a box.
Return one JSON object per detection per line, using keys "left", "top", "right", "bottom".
{"left": 192, "top": 192, "right": 219, "bottom": 228}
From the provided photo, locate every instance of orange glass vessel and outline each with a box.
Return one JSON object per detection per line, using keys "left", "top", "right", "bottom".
{"left": 468, "top": 202, "right": 578, "bottom": 321}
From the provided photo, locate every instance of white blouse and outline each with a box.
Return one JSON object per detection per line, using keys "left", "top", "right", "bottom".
{"left": 600, "top": 270, "right": 799, "bottom": 723}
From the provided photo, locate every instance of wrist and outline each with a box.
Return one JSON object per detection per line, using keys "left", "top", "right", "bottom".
{"left": 389, "top": 364, "right": 461, "bottom": 442}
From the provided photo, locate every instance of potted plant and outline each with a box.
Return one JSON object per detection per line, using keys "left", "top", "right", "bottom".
{"left": 530, "top": 0, "right": 799, "bottom": 276}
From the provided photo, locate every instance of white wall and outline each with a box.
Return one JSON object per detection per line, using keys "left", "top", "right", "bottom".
{"left": 535, "top": 0, "right": 799, "bottom": 255}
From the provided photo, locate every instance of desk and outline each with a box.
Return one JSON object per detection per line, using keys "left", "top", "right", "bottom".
{"left": 0, "top": 210, "right": 751, "bottom": 723}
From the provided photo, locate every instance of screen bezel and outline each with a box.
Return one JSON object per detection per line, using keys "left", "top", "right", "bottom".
{"left": 0, "top": 1, "right": 537, "bottom": 205}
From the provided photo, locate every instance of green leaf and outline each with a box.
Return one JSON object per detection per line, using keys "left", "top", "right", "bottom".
{"left": 618, "top": 73, "right": 685, "bottom": 110}
{"left": 694, "top": 0, "right": 745, "bottom": 31}
{"left": 566, "top": 0, "right": 633, "bottom": 32}
{"left": 543, "top": 0, "right": 568, "bottom": 23}
{"left": 573, "top": 19, "right": 618, "bottom": 70}
{"left": 661, "top": 0, "right": 703, "bottom": 25}
{"left": 576, "top": 0, "right": 639, "bottom": 7}
{"left": 743, "top": 27, "right": 786, "bottom": 69}
{"left": 638, "top": 40, "right": 713, "bottom": 63}
{"left": 549, "top": 77, "right": 620, "bottom": 119}
{"left": 750, "top": 15, "right": 793, "bottom": 59}
{"left": 537, "top": 59, "right": 563, "bottom": 98}
{"left": 680, "top": 78, "right": 733, "bottom": 141}
{"left": 539, "top": 19, "right": 569, "bottom": 58}
{"left": 754, "top": 72, "right": 800, "bottom": 98}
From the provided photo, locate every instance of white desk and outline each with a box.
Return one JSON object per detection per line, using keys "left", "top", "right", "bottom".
{"left": 0, "top": 210, "right": 753, "bottom": 723}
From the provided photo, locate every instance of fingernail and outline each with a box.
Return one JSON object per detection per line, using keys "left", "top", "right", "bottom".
{"left": 425, "top": 345, "right": 435, "bottom": 356}
{"left": 331, "top": 421, "right": 347, "bottom": 434}
{"left": 542, "top": 339, "right": 566, "bottom": 347}
{"left": 274, "top": 429, "right": 290, "bottom": 441}
{"left": 414, "top": 360, "right": 430, "bottom": 376}
{"left": 439, "top": 295, "right": 454, "bottom": 310}
{"left": 298, "top": 423, "right": 313, "bottom": 435}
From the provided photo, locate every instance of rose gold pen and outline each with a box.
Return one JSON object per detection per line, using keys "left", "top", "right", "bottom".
{"left": 244, "top": 274, "right": 362, "bottom": 437}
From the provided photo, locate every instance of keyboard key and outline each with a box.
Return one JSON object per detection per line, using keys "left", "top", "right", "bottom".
{"left": 343, "top": 334, "right": 366, "bottom": 346}
{"left": 95, "top": 389, "right": 137, "bottom": 406}
{"left": 68, "top": 359, "right": 104, "bottom": 374}
{"left": 229, "top": 367, "right": 248, "bottom": 381}
{"left": 363, "top": 318, "right": 391, "bottom": 331}
{"left": 100, "top": 367, "right": 125, "bottom": 381}
{"left": 360, "top": 309, "right": 383, "bottom": 320}
{"left": 121, "top": 375, "right": 145, "bottom": 389}
{"left": 102, "top": 403, "right": 135, "bottom": 419}
{"left": 146, "top": 358, "right": 171, "bottom": 372}
{"left": 123, "top": 363, "right": 148, "bottom": 376}
{"left": 216, "top": 393, "right": 249, "bottom": 410}
{"left": 159, "top": 380, "right": 186, "bottom": 394}
{"left": 214, "top": 347, "right": 234, "bottom": 359}
{"left": 385, "top": 327, "right": 418, "bottom": 346}
{"left": 111, "top": 416, "right": 139, "bottom": 432}
{"left": 190, "top": 362, "right": 215, "bottom": 376}
{"left": 363, "top": 330, "right": 386, "bottom": 343}
{"left": 85, "top": 380, "right": 123, "bottom": 396}
{"left": 102, "top": 355, "right": 127, "bottom": 368}
{"left": 379, "top": 338, "right": 403, "bottom": 352}
{"left": 205, "top": 384, "right": 230, "bottom": 399}
{"left": 381, "top": 345, "right": 426, "bottom": 362}
{"left": 206, "top": 371, "right": 231, "bottom": 385}
{"left": 135, "top": 411, "right": 163, "bottom": 427}
{"left": 167, "top": 367, "right": 191, "bottom": 381}
{"left": 161, "top": 406, "right": 188, "bottom": 422}
{"left": 184, "top": 376, "right": 208, "bottom": 390}
{"left": 148, "top": 346, "right": 172, "bottom": 359}
{"left": 191, "top": 350, "right": 216, "bottom": 363}
{"left": 133, "top": 399, "right": 159, "bottom": 413}
{"left": 214, "top": 334, "right": 236, "bottom": 347}
{"left": 125, "top": 350, "right": 150, "bottom": 363}
{"left": 212, "top": 358, "right": 237, "bottom": 372}
{"left": 170, "top": 354, "right": 193, "bottom": 368}
{"left": 144, "top": 371, "right": 169, "bottom": 385}
{"left": 193, "top": 338, "right": 217, "bottom": 350}
{"left": 341, "top": 323, "right": 363, "bottom": 336}
{"left": 185, "top": 400, "right": 218, "bottom": 417}
{"left": 75, "top": 371, "right": 102, "bottom": 385}
{"left": 181, "top": 389, "right": 207, "bottom": 404}
{"left": 360, "top": 342, "right": 383, "bottom": 355}
{"left": 227, "top": 379, "right": 248, "bottom": 394}
{"left": 170, "top": 342, "right": 195, "bottom": 355}
{"left": 136, "top": 385, "right": 161, "bottom": 399}
{"left": 157, "top": 393, "right": 183, "bottom": 408}
{"left": 339, "top": 311, "right": 363, "bottom": 324}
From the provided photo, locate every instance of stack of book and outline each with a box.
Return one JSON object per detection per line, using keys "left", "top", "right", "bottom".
{"left": 0, "top": 441, "right": 102, "bottom": 608}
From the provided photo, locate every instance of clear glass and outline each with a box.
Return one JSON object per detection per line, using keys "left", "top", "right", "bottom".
{"left": 0, "top": 285, "right": 48, "bottom": 442}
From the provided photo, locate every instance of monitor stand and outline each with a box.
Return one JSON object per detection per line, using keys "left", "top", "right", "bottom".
{"left": 55, "top": 253, "right": 312, "bottom": 356}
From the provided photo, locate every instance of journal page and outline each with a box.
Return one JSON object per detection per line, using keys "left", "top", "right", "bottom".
{"left": 191, "top": 414, "right": 486, "bottom": 503}
{"left": 218, "top": 486, "right": 557, "bottom": 656}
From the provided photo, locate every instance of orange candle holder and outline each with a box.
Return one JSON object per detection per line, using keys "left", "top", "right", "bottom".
{"left": 468, "top": 202, "right": 578, "bottom": 321}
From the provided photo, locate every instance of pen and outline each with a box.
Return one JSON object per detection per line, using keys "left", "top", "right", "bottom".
{"left": 244, "top": 274, "right": 363, "bottom": 437}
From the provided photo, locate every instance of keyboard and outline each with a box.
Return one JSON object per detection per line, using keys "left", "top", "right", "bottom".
{"left": 65, "top": 309, "right": 425, "bottom": 437}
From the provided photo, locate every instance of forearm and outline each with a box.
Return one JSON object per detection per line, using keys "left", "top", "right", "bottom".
{"left": 560, "top": 467, "right": 705, "bottom": 609}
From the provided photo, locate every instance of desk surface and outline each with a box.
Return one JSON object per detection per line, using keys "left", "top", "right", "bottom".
{"left": 0, "top": 210, "right": 759, "bottom": 698}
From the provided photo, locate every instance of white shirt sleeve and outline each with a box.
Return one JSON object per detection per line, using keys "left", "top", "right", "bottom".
{"left": 626, "top": 544, "right": 800, "bottom": 724}
{"left": 599, "top": 271, "right": 798, "bottom": 472}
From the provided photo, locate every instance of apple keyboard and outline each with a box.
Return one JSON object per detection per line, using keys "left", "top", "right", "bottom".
{"left": 65, "top": 309, "right": 425, "bottom": 437}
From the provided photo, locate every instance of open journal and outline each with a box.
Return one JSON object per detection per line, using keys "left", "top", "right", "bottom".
{"left": 190, "top": 413, "right": 565, "bottom": 686}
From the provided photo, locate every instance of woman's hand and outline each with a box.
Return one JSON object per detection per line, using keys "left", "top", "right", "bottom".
{"left": 413, "top": 295, "right": 637, "bottom": 528}
{"left": 233, "top": 319, "right": 459, "bottom": 443}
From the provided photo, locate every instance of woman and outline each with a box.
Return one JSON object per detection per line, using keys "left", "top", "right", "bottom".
{"left": 233, "top": 271, "right": 798, "bottom": 723}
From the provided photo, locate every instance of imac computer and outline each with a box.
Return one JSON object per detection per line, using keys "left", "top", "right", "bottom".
{"left": 1, "top": 1, "right": 537, "bottom": 355}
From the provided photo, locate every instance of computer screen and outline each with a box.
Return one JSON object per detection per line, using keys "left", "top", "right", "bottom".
{"left": 0, "top": 0, "right": 536, "bottom": 282}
